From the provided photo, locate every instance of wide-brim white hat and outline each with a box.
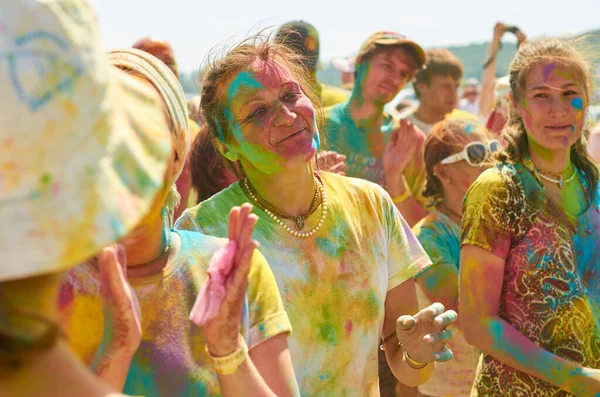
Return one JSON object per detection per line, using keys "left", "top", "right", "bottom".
{"left": 0, "top": 0, "right": 172, "bottom": 281}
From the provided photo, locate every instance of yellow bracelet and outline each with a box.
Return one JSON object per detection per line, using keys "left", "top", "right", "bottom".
{"left": 404, "top": 349, "right": 429, "bottom": 369}
{"left": 391, "top": 190, "right": 411, "bottom": 204}
{"left": 205, "top": 335, "right": 248, "bottom": 375}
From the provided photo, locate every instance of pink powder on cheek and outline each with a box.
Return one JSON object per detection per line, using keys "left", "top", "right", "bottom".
{"left": 281, "top": 134, "right": 315, "bottom": 159}
{"left": 345, "top": 319, "right": 353, "bottom": 336}
{"left": 522, "top": 111, "right": 533, "bottom": 131}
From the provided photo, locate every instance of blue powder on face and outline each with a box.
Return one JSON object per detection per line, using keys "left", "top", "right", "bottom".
{"left": 570, "top": 97, "right": 583, "bottom": 111}
{"left": 312, "top": 120, "right": 321, "bottom": 151}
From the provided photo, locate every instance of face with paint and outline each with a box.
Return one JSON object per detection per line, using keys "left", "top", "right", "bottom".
{"left": 356, "top": 47, "right": 419, "bottom": 106}
{"left": 217, "top": 58, "right": 320, "bottom": 175}
{"left": 434, "top": 127, "right": 492, "bottom": 200}
{"left": 516, "top": 62, "right": 586, "bottom": 151}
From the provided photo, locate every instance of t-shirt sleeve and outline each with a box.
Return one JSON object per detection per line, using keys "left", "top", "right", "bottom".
{"left": 414, "top": 223, "right": 457, "bottom": 270}
{"left": 174, "top": 209, "right": 201, "bottom": 232}
{"left": 381, "top": 188, "right": 432, "bottom": 291}
{"left": 461, "top": 168, "right": 517, "bottom": 258}
{"left": 246, "top": 249, "right": 292, "bottom": 349}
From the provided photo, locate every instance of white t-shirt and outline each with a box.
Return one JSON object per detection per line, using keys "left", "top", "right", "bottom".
{"left": 176, "top": 172, "right": 433, "bottom": 396}
{"left": 398, "top": 106, "right": 433, "bottom": 135}
{"left": 459, "top": 98, "right": 480, "bottom": 116}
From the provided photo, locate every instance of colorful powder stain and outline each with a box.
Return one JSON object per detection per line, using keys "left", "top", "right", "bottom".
{"left": 571, "top": 98, "right": 583, "bottom": 121}
{"left": 58, "top": 281, "right": 74, "bottom": 309}
{"left": 345, "top": 319, "right": 354, "bottom": 336}
{"left": 543, "top": 62, "right": 556, "bottom": 82}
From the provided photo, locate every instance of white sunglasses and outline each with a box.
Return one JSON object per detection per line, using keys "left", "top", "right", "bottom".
{"left": 440, "top": 140, "right": 500, "bottom": 167}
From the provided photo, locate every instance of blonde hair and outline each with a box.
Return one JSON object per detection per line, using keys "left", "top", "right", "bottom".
{"left": 496, "top": 38, "right": 598, "bottom": 197}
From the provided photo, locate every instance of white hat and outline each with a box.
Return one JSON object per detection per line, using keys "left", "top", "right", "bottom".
{"left": 495, "top": 75, "right": 511, "bottom": 100}
{"left": 0, "top": 0, "right": 172, "bottom": 281}
{"left": 331, "top": 57, "right": 355, "bottom": 73}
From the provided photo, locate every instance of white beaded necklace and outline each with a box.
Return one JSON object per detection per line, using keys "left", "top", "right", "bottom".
{"left": 243, "top": 177, "right": 328, "bottom": 238}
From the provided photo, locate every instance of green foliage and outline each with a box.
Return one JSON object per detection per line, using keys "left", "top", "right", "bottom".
{"left": 179, "top": 29, "right": 600, "bottom": 100}
{"left": 316, "top": 29, "right": 600, "bottom": 86}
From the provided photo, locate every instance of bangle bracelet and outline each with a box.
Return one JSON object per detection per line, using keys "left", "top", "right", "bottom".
{"left": 379, "top": 332, "right": 397, "bottom": 351}
{"left": 391, "top": 190, "right": 411, "bottom": 204}
{"left": 205, "top": 335, "right": 248, "bottom": 375}
{"left": 404, "top": 349, "right": 429, "bottom": 369}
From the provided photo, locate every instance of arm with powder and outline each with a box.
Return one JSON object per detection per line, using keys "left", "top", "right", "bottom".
{"left": 459, "top": 172, "right": 600, "bottom": 395}
{"left": 89, "top": 245, "right": 142, "bottom": 391}
{"left": 460, "top": 246, "right": 600, "bottom": 395}
{"left": 192, "top": 204, "right": 299, "bottom": 397}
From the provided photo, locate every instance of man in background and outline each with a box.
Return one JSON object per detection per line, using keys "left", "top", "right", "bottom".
{"left": 399, "top": 48, "right": 464, "bottom": 134}
{"left": 459, "top": 77, "right": 480, "bottom": 115}
{"left": 275, "top": 21, "right": 350, "bottom": 107}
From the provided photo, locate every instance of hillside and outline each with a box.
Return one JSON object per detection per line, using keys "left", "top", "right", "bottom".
{"left": 317, "top": 28, "right": 600, "bottom": 86}
{"left": 179, "top": 28, "right": 600, "bottom": 94}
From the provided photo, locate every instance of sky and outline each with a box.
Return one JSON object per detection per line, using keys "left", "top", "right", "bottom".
{"left": 95, "top": 0, "right": 600, "bottom": 74}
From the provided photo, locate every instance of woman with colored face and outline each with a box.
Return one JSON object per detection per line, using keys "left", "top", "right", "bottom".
{"left": 59, "top": 49, "right": 299, "bottom": 397}
{"left": 176, "top": 37, "right": 459, "bottom": 396}
{"left": 412, "top": 120, "right": 498, "bottom": 397}
{"left": 460, "top": 38, "right": 600, "bottom": 396}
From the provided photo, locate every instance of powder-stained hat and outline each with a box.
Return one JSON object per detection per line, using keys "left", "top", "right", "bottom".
{"left": 0, "top": 0, "right": 172, "bottom": 281}
{"left": 356, "top": 31, "right": 426, "bottom": 68}
{"left": 274, "top": 20, "right": 320, "bottom": 71}
{"left": 108, "top": 48, "right": 190, "bottom": 182}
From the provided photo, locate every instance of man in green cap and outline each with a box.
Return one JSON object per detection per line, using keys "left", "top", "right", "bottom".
{"left": 323, "top": 31, "right": 429, "bottom": 228}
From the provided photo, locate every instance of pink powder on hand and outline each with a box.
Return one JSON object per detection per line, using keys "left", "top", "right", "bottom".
{"left": 189, "top": 240, "right": 238, "bottom": 326}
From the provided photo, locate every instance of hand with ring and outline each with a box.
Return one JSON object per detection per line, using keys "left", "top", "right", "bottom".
{"left": 396, "top": 302, "right": 458, "bottom": 364}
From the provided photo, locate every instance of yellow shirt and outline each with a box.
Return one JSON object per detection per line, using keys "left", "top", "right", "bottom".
{"left": 176, "top": 172, "right": 432, "bottom": 396}
{"left": 319, "top": 83, "right": 350, "bottom": 108}
{"left": 59, "top": 230, "right": 291, "bottom": 397}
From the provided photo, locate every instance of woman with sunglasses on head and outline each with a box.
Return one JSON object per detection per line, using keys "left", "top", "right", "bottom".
{"left": 460, "top": 38, "right": 600, "bottom": 396}
{"left": 412, "top": 120, "right": 498, "bottom": 397}
{"left": 176, "top": 35, "right": 460, "bottom": 396}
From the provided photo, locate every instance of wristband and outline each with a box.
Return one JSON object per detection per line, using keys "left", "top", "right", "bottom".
{"left": 391, "top": 190, "right": 411, "bottom": 204}
{"left": 205, "top": 335, "right": 248, "bottom": 375}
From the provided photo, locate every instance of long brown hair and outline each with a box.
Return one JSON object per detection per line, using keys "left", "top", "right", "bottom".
{"left": 198, "top": 32, "right": 326, "bottom": 180}
{"left": 496, "top": 38, "right": 598, "bottom": 197}
{"left": 423, "top": 119, "right": 488, "bottom": 207}
{"left": 190, "top": 124, "right": 238, "bottom": 203}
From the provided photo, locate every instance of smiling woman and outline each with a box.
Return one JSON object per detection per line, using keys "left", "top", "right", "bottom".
{"left": 176, "top": 34, "right": 461, "bottom": 396}
{"left": 459, "top": 38, "right": 600, "bottom": 396}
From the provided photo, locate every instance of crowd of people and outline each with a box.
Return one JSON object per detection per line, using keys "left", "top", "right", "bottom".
{"left": 1, "top": 1, "right": 599, "bottom": 397}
